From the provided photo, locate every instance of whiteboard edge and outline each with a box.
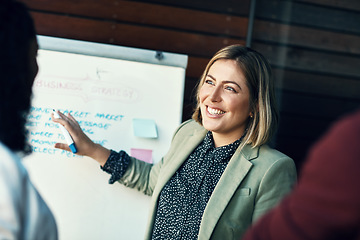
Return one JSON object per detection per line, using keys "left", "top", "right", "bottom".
{"left": 37, "top": 35, "right": 188, "bottom": 69}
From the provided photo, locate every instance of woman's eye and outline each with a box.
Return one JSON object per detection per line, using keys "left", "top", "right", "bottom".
{"left": 205, "top": 79, "right": 214, "bottom": 85}
{"left": 225, "top": 86, "right": 237, "bottom": 92}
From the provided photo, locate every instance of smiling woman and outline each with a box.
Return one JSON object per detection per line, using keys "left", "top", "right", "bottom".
{"left": 193, "top": 45, "right": 278, "bottom": 150}
{"left": 52, "top": 44, "right": 296, "bottom": 240}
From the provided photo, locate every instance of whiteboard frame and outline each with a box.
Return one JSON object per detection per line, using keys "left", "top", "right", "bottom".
{"left": 37, "top": 35, "right": 188, "bottom": 69}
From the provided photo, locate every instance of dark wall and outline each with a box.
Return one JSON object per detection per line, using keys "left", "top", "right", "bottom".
{"left": 20, "top": 0, "right": 360, "bottom": 170}
{"left": 252, "top": 0, "right": 360, "bottom": 169}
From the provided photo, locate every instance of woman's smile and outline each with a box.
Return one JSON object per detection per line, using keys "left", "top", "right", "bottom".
{"left": 206, "top": 106, "right": 226, "bottom": 116}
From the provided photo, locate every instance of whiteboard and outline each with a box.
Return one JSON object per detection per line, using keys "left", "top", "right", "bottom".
{"left": 23, "top": 36, "right": 187, "bottom": 240}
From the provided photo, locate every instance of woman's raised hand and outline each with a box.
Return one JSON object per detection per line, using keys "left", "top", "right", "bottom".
{"left": 51, "top": 110, "right": 110, "bottom": 166}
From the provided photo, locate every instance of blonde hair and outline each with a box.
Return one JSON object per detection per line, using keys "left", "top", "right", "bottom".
{"left": 192, "top": 45, "right": 278, "bottom": 148}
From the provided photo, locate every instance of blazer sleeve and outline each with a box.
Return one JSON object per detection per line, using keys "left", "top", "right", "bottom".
{"left": 117, "top": 120, "right": 195, "bottom": 196}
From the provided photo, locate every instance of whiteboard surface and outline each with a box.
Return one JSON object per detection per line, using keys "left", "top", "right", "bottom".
{"left": 24, "top": 36, "right": 187, "bottom": 240}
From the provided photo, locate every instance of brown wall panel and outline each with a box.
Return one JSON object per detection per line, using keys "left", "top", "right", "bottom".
{"left": 253, "top": 20, "right": 360, "bottom": 54}
{"left": 23, "top": 0, "right": 248, "bottom": 38}
{"left": 137, "top": 0, "right": 251, "bottom": 16}
{"left": 256, "top": 0, "right": 360, "bottom": 34}
{"left": 296, "top": 0, "right": 360, "bottom": 12}
{"left": 254, "top": 43, "right": 360, "bottom": 78}
{"left": 274, "top": 68, "right": 360, "bottom": 99}
{"left": 30, "top": 12, "right": 245, "bottom": 58}
{"left": 186, "top": 56, "right": 209, "bottom": 78}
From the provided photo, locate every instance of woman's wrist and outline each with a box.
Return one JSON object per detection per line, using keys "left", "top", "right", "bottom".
{"left": 88, "top": 143, "right": 111, "bottom": 166}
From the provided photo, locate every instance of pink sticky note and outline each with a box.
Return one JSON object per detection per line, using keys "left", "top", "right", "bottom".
{"left": 130, "top": 148, "right": 153, "bottom": 163}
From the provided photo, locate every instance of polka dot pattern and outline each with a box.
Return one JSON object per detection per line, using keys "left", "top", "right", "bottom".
{"left": 101, "top": 132, "right": 242, "bottom": 239}
{"left": 101, "top": 150, "right": 130, "bottom": 184}
{"left": 151, "top": 132, "right": 241, "bottom": 239}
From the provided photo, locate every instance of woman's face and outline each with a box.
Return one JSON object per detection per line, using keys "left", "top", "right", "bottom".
{"left": 199, "top": 59, "right": 251, "bottom": 144}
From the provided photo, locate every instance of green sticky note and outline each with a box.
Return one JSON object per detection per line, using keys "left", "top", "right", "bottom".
{"left": 132, "top": 118, "right": 158, "bottom": 138}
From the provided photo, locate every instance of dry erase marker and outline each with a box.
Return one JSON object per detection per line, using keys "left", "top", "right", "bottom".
{"left": 53, "top": 109, "right": 77, "bottom": 153}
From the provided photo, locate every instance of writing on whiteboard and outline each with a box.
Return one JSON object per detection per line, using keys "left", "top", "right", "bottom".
{"left": 34, "top": 74, "right": 139, "bottom": 103}
{"left": 26, "top": 106, "right": 124, "bottom": 157}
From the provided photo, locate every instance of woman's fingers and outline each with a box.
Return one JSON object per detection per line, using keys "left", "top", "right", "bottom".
{"left": 51, "top": 110, "right": 98, "bottom": 157}
{"left": 54, "top": 142, "right": 71, "bottom": 152}
{"left": 51, "top": 111, "right": 110, "bottom": 165}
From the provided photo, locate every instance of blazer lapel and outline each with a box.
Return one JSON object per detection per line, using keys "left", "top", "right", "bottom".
{"left": 198, "top": 144, "right": 259, "bottom": 239}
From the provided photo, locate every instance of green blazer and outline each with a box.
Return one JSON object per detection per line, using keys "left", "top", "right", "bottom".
{"left": 118, "top": 120, "right": 297, "bottom": 240}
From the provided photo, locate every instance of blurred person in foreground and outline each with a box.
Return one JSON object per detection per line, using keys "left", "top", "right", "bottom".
{"left": 0, "top": 0, "right": 58, "bottom": 239}
{"left": 243, "top": 109, "right": 360, "bottom": 240}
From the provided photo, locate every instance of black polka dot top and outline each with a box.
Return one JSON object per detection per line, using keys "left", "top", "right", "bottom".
{"left": 101, "top": 131, "right": 241, "bottom": 240}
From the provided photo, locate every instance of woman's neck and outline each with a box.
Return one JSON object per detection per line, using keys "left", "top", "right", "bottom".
{"left": 212, "top": 130, "right": 244, "bottom": 148}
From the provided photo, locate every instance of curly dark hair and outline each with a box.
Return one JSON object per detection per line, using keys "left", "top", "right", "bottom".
{"left": 0, "top": 0, "right": 36, "bottom": 153}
